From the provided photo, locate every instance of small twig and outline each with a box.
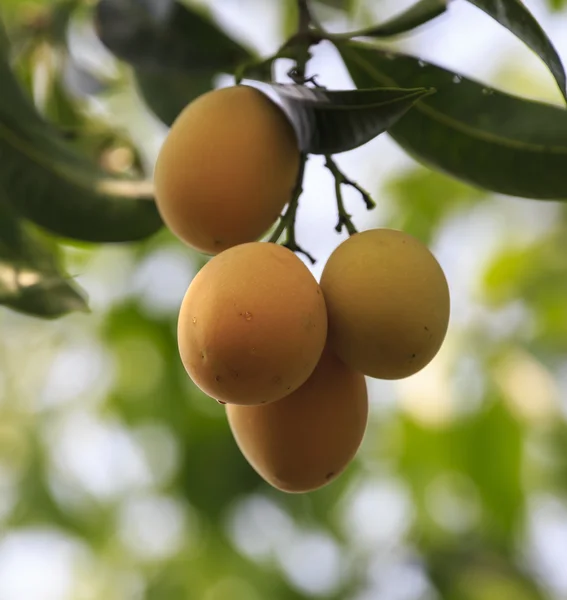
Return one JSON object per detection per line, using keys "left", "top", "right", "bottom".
{"left": 325, "top": 155, "right": 375, "bottom": 210}
{"left": 324, "top": 155, "right": 376, "bottom": 235}
{"left": 282, "top": 0, "right": 321, "bottom": 85}
{"left": 269, "top": 153, "right": 307, "bottom": 244}
{"left": 268, "top": 209, "right": 289, "bottom": 245}
{"left": 283, "top": 200, "right": 316, "bottom": 265}
{"left": 330, "top": 168, "right": 357, "bottom": 235}
{"left": 235, "top": 1, "right": 324, "bottom": 88}
{"left": 234, "top": 55, "right": 276, "bottom": 85}
{"left": 297, "top": 0, "right": 313, "bottom": 35}
{"left": 268, "top": 154, "right": 315, "bottom": 263}
{"left": 286, "top": 69, "right": 325, "bottom": 88}
{"left": 266, "top": 3, "right": 320, "bottom": 263}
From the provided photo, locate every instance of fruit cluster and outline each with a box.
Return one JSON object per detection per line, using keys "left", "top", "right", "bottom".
{"left": 154, "top": 85, "right": 450, "bottom": 493}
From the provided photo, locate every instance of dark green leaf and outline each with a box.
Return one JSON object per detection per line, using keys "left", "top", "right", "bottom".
{"left": 0, "top": 58, "right": 163, "bottom": 242}
{"left": 94, "top": 0, "right": 252, "bottom": 73}
{"left": 465, "top": 0, "right": 567, "bottom": 103}
{"left": 338, "top": 42, "right": 567, "bottom": 199}
{"left": 45, "top": 70, "right": 88, "bottom": 129}
{"left": 266, "top": 83, "right": 434, "bottom": 155}
{"left": 94, "top": 0, "right": 254, "bottom": 124}
{"left": 314, "top": 0, "right": 352, "bottom": 9}
{"left": 0, "top": 200, "right": 88, "bottom": 318}
{"left": 332, "top": 0, "right": 448, "bottom": 39}
{"left": 0, "top": 18, "right": 8, "bottom": 56}
{"left": 47, "top": 0, "right": 81, "bottom": 46}
{"left": 134, "top": 70, "right": 212, "bottom": 126}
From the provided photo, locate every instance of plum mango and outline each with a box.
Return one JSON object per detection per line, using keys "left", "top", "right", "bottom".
{"left": 320, "top": 228, "right": 450, "bottom": 379}
{"left": 227, "top": 345, "right": 368, "bottom": 493}
{"left": 177, "top": 242, "right": 327, "bottom": 406}
{"left": 154, "top": 85, "right": 300, "bottom": 254}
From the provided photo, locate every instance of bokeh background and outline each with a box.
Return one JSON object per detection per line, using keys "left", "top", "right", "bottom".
{"left": 2, "top": 0, "right": 567, "bottom": 598}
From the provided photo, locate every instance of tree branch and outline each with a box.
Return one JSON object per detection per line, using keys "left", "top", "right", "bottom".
{"left": 269, "top": 154, "right": 314, "bottom": 264}
{"left": 297, "top": 0, "right": 313, "bottom": 35}
{"left": 325, "top": 155, "right": 376, "bottom": 235}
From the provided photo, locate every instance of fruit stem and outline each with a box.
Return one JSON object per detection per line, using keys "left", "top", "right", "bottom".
{"left": 268, "top": 153, "right": 315, "bottom": 264}
{"left": 283, "top": 203, "right": 316, "bottom": 265}
{"left": 268, "top": 153, "right": 306, "bottom": 244}
{"left": 283, "top": 0, "right": 324, "bottom": 85}
{"left": 324, "top": 154, "right": 376, "bottom": 236}
{"left": 235, "top": 1, "right": 326, "bottom": 86}
{"left": 297, "top": 0, "right": 313, "bottom": 35}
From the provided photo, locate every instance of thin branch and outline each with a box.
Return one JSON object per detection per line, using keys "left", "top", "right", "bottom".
{"left": 235, "top": 1, "right": 325, "bottom": 88}
{"left": 284, "top": 0, "right": 322, "bottom": 85}
{"left": 327, "top": 156, "right": 357, "bottom": 235}
{"left": 268, "top": 153, "right": 307, "bottom": 244}
{"left": 325, "top": 155, "right": 375, "bottom": 210}
{"left": 297, "top": 0, "right": 313, "bottom": 35}
{"left": 283, "top": 199, "right": 316, "bottom": 265}
{"left": 286, "top": 69, "right": 326, "bottom": 88}
{"left": 234, "top": 55, "right": 276, "bottom": 85}
{"left": 258, "top": 3, "right": 328, "bottom": 261}
{"left": 268, "top": 154, "right": 314, "bottom": 263}
{"left": 267, "top": 209, "right": 289, "bottom": 245}
{"left": 325, "top": 155, "right": 376, "bottom": 235}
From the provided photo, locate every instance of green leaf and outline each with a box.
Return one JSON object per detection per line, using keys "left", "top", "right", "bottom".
{"left": 0, "top": 200, "right": 88, "bottom": 318}
{"left": 338, "top": 42, "right": 567, "bottom": 199}
{"left": 0, "top": 18, "right": 8, "bottom": 56}
{"left": 265, "top": 83, "right": 435, "bottom": 155}
{"left": 134, "top": 70, "right": 212, "bottom": 127}
{"left": 282, "top": 0, "right": 299, "bottom": 39}
{"left": 332, "top": 0, "right": 448, "bottom": 39}
{"left": 94, "top": 0, "right": 252, "bottom": 72}
{"left": 46, "top": 0, "right": 81, "bottom": 46}
{"left": 465, "top": 0, "right": 567, "bottom": 103}
{"left": 94, "top": 0, "right": 254, "bottom": 124}
{"left": 0, "top": 58, "right": 163, "bottom": 242}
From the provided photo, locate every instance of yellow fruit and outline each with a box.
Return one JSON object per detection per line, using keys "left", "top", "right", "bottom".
{"left": 178, "top": 242, "right": 327, "bottom": 406}
{"left": 153, "top": 85, "right": 300, "bottom": 254}
{"left": 320, "top": 228, "right": 450, "bottom": 379}
{"left": 226, "top": 345, "right": 368, "bottom": 493}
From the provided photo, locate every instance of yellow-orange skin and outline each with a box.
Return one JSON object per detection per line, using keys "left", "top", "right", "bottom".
{"left": 153, "top": 85, "right": 300, "bottom": 254}
{"left": 177, "top": 242, "right": 327, "bottom": 406}
{"left": 320, "top": 228, "right": 450, "bottom": 380}
{"left": 227, "top": 345, "right": 368, "bottom": 493}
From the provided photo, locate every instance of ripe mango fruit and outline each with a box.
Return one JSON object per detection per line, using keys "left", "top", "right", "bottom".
{"left": 227, "top": 345, "right": 368, "bottom": 493}
{"left": 320, "top": 228, "right": 450, "bottom": 379}
{"left": 178, "top": 242, "right": 327, "bottom": 405}
{"left": 154, "top": 85, "right": 300, "bottom": 254}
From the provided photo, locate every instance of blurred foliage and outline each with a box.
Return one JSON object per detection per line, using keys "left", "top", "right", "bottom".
{"left": 384, "top": 168, "right": 487, "bottom": 244}
{"left": 547, "top": 0, "right": 567, "bottom": 11}
{"left": 94, "top": 0, "right": 255, "bottom": 125}
{"left": 1, "top": 1, "right": 567, "bottom": 600}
